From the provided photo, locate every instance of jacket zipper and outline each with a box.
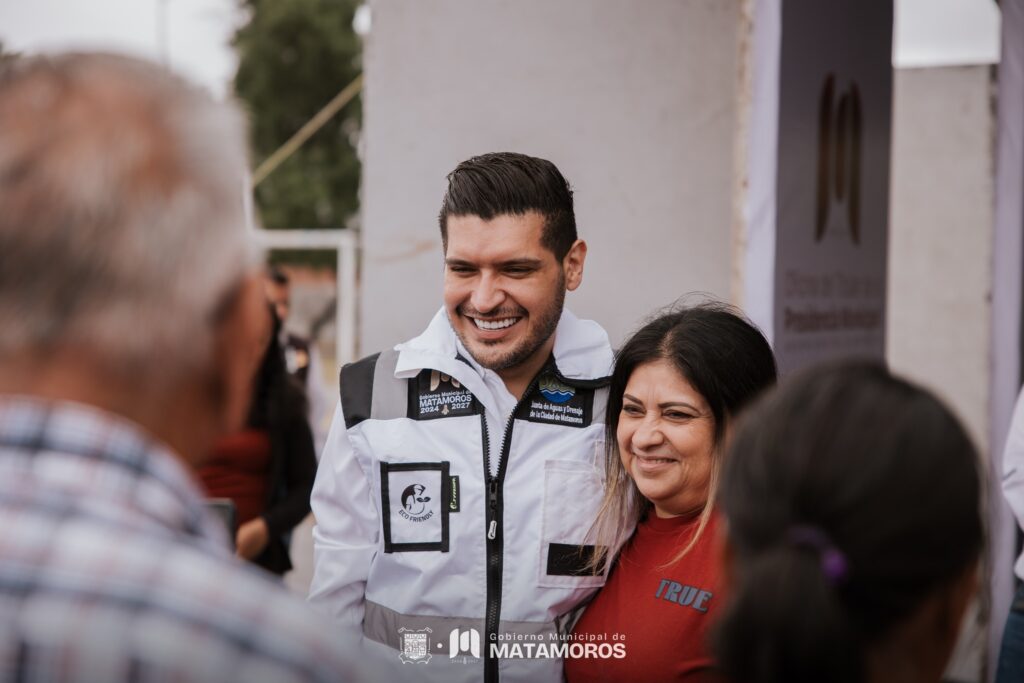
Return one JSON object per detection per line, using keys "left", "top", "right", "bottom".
{"left": 482, "top": 373, "right": 543, "bottom": 683}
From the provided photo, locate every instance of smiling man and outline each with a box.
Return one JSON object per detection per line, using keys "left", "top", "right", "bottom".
{"left": 310, "top": 153, "right": 614, "bottom": 682}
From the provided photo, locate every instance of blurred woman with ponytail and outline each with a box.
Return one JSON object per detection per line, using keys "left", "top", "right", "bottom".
{"left": 566, "top": 303, "right": 776, "bottom": 682}
{"left": 716, "top": 360, "right": 982, "bottom": 683}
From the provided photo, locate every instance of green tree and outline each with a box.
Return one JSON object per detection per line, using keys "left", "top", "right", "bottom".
{"left": 233, "top": 0, "right": 362, "bottom": 266}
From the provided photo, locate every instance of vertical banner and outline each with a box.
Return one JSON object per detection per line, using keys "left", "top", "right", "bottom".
{"left": 746, "top": 0, "right": 893, "bottom": 375}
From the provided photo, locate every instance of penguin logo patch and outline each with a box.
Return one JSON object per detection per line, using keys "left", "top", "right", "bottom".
{"left": 381, "top": 461, "right": 450, "bottom": 553}
{"left": 399, "top": 483, "right": 434, "bottom": 522}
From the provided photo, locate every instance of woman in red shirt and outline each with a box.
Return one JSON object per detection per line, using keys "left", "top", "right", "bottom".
{"left": 566, "top": 303, "right": 776, "bottom": 682}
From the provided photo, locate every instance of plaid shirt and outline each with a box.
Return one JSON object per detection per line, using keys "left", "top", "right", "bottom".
{"left": 0, "top": 397, "right": 360, "bottom": 683}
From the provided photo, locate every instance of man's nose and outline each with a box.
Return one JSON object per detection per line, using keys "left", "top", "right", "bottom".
{"left": 470, "top": 273, "right": 506, "bottom": 313}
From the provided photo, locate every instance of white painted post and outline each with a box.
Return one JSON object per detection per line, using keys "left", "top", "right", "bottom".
{"left": 252, "top": 228, "right": 359, "bottom": 364}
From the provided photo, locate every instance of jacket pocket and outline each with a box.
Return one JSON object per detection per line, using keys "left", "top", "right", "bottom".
{"left": 538, "top": 458, "right": 606, "bottom": 588}
{"left": 380, "top": 461, "right": 451, "bottom": 553}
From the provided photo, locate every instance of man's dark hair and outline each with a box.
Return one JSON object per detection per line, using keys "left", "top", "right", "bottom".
{"left": 438, "top": 152, "right": 577, "bottom": 260}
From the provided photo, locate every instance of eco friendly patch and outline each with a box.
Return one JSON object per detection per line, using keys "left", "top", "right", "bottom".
{"left": 380, "top": 461, "right": 450, "bottom": 553}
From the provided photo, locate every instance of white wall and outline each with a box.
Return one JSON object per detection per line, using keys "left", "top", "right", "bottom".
{"left": 887, "top": 65, "right": 995, "bottom": 453}
{"left": 359, "top": 0, "right": 741, "bottom": 354}
{"left": 886, "top": 64, "right": 996, "bottom": 683}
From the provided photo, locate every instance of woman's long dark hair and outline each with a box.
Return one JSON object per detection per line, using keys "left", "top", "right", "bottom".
{"left": 588, "top": 301, "right": 777, "bottom": 568}
{"left": 248, "top": 310, "right": 308, "bottom": 431}
{"left": 715, "top": 360, "right": 983, "bottom": 683}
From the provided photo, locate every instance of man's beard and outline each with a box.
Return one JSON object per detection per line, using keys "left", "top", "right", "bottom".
{"left": 453, "top": 274, "right": 565, "bottom": 373}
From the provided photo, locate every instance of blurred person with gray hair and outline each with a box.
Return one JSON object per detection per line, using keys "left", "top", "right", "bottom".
{"left": 0, "top": 52, "right": 361, "bottom": 682}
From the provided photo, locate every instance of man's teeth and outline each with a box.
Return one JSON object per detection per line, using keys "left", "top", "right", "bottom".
{"left": 474, "top": 318, "right": 518, "bottom": 330}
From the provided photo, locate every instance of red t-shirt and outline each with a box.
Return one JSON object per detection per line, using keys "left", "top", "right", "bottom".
{"left": 198, "top": 429, "right": 272, "bottom": 527}
{"left": 566, "top": 510, "right": 726, "bottom": 683}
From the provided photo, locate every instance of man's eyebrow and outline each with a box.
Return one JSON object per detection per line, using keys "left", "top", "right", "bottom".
{"left": 497, "top": 258, "right": 543, "bottom": 268}
{"left": 444, "top": 258, "right": 544, "bottom": 268}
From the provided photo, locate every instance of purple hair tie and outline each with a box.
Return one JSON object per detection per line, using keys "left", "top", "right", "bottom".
{"left": 787, "top": 525, "right": 849, "bottom": 585}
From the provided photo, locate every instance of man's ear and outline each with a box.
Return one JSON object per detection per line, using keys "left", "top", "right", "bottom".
{"left": 212, "top": 273, "right": 270, "bottom": 435}
{"left": 563, "top": 239, "right": 587, "bottom": 292}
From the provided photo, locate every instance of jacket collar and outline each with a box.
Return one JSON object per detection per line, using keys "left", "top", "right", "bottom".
{"left": 393, "top": 307, "right": 613, "bottom": 384}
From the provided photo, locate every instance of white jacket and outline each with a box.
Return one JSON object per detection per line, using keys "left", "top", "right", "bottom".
{"left": 1002, "top": 386, "right": 1024, "bottom": 581}
{"left": 309, "top": 308, "right": 613, "bottom": 683}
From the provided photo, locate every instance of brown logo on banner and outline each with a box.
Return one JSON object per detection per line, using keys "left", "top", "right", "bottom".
{"left": 815, "top": 74, "right": 862, "bottom": 245}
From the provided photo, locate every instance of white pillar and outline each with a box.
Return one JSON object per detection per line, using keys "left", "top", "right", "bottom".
{"left": 360, "top": 0, "right": 742, "bottom": 350}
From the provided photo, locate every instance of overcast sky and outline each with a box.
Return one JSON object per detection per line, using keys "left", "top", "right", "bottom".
{"left": 0, "top": 0, "right": 1003, "bottom": 98}
{"left": 0, "top": 0, "right": 240, "bottom": 97}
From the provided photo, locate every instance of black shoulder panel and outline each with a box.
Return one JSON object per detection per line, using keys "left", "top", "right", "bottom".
{"left": 339, "top": 352, "right": 381, "bottom": 429}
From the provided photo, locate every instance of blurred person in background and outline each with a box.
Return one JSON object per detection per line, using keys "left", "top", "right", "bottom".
{"left": 567, "top": 304, "right": 777, "bottom": 683}
{"left": 198, "top": 309, "right": 317, "bottom": 575}
{"left": 997, "top": 385, "right": 1024, "bottom": 681}
{"left": 0, "top": 52, "right": 360, "bottom": 682}
{"left": 265, "top": 265, "right": 332, "bottom": 456}
{"left": 716, "top": 361, "right": 982, "bottom": 683}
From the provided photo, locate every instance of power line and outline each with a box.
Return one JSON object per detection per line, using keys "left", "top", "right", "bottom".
{"left": 252, "top": 73, "right": 364, "bottom": 187}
